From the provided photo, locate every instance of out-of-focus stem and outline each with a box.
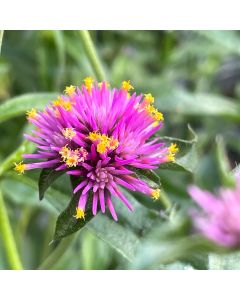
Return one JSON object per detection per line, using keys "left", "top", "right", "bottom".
{"left": 79, "top": 30, "right": 106, "bottom": 81}
{"left": 0, "top": 189, "right": 23, "bottom": 270}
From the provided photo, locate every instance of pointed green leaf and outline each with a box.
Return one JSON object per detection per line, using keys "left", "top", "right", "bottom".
{"left": 38, "top": 168, "right": 64, "bottom": 200}
{"left": 0, "top": 92, "right": 58, "bottom": 123}
{"left": 158, "top": 125, "right": 198, "bottom": 173}
{"left": 53, "top": 191, "right": 94, "bottom": 241}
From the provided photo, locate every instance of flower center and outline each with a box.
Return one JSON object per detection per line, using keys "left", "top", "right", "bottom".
{"left": 87, "top": 167, "right": 113, "bottom": 189}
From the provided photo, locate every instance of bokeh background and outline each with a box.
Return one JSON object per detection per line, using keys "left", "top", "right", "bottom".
{"left": 0, "top": 30, "right": 239, "bottom": 269}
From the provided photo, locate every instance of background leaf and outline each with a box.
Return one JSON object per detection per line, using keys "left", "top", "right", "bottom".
{"left": 0, "top": 93, "right": 58, "bottom": 123}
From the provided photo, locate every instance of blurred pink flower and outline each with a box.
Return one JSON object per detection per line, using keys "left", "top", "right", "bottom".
{"left": 188, "top": 177, "right": 240, "bottom": 247}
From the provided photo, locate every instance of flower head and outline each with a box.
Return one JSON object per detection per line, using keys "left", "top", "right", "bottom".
{"left": 19, "top": 78, "right": 176, "bottom": 221}
{"left": 188, "top": 177, "right": 240, "bottom": 248}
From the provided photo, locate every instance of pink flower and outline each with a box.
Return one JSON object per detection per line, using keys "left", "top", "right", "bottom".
{"left": 16, "top": 78, "right": 178, "bottom": 221}
{"left": 188, "top": 177, "right": 240, "bottom": 247}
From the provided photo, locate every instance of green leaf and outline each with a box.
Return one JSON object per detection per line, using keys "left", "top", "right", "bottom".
{"left": 156, "top": 89, "right": 240, "bottom": 121}
{"left": 38, "top": 168, "right": 64, "bottom": 200}
{"left": 215, "top": 135, "right": 235, "bottom": 187}
{"left": 53, "top": 191, "right": 94, "bottom": 241}
{"left": 0, "top": 93, "right": 58, "bottom": 123}
{"left": 133, "top": 168, "right": 161, "bottom": 189}
{"left": 7, "top": 171, "right": 163, "bottom": 262}
{"left": 199, "top": 31, "right": 240, "bottom": 56}
{"left": 158, "top": 125, "right": 198, "bottom": 173}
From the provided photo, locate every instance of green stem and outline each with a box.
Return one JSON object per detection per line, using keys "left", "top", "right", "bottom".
{"left": 159, "top": 189, "right": 172, "bottom": 210}
{"left": 0, "top": 30, "right": 4, "bottom": 54}
{"left": 38, "top": 234, "right": 75, "bottom": 270}
{"left": 79, "top": 31, "right": 106, "bottom": 81}
{"left": 0, "top": 189, "right": 23, "bottom": 270}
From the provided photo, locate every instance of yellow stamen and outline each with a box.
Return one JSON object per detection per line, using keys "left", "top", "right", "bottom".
{"left": 53, "top": 96, "right": 63, "bottom": 107}
{"left": 151, "top": 189, "right": 161, "bottom": 200}
{"left": 64, "top": 85, "right": 76, "bottom": 96}
{"left": 14, "top": 162, "right": 26, "bottom": 175}
{"left": 152, "top": 121, "right": 159, "bottom": 127}
{"left": 97, "top": 141, "right": 107, "bottom": 154}
{"left": 62, "top": 101, "right": 72, "bottom": 111}
{"left": 59, "top": 145, "right": 70, "bottom": 161}
{"left": 108, "top": 137, "right": 119, "bottom": 150}
{"left": 88, "top": 132, "right": 119, "bottom": 154}
{"left": 144, "top": 93, "right": 154, "bottom": 104}
{"left": 145, "top": 105, "right": 156, "bottom": 114}
{"left": 66, "top": 154, "right": 79, "bottom": 167}
{"left": 74, "top": 208, "right": 85, "bottom": 220}
{"left": 169, "top": 143, "right": 179, "bottom": 154}
{"left": 167, "top": 152, "right": 176, "bottom": 162}
{"left": 167, "top": 143, "right": 179, "bottom": 162}
{"left": 98, "top": 81, "right": 110, "bottom": 89}
{"left": 101, "top": 134, "right": 109, "bottom": 143}
{"left": 62, "top": 128, "right": 76, "bottom": 140}
{"left": 88, "top": 131, "right": 101, "bottom": 141}
{"left": 122, "top": 80, "right": 134, "bottom": 92}
{"left": 53, "top": 97, "right": 72, "bottom": 111}
{"left": 26, "top": 108, "right": 37, "bottom": 120}
{"left": 145, "top": 105, "right": 164, "bottom": 122}
{"left": 153, "top": 111, "right": 164, "bottom": 121}
{"left": 84, "top": 77, "right": 94, "bottom": 93}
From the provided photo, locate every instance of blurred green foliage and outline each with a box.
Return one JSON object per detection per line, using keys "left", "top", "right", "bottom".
{"left": 0, "top": 30, "right": 239, "bottom": 270}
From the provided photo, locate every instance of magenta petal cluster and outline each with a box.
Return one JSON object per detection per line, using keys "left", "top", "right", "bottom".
{"left": 18, "top": 79, "right": 175, "bottom": 221}
{"left": 188, "top": 177, "right": 240, "bottom": 247}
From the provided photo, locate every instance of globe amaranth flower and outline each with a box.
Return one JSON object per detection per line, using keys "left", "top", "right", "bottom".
{"left": 14, "top": 78, "right": 179, "bottom": 221}
{"left": 188, "top": 177, "right": 240, "bottom": 248}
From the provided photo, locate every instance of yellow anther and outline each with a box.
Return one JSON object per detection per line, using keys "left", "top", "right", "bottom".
{"left": 53, "top": 97, "right": 72, "bottom": 111}
{"left": 26, "top": 108, "right": 38, "bottom": 120}
{"left": 74, "top": 208, "right": 85, "bottom": 220}
{"left": 64, "top": 85, "right": 76, "bottom": 96}
{"left": 152, "top": 121, "right": 159, "bottom": 127}
{"left": 97, "top": 141, "right": 107, "bottom": 154}
{"left": 53, "top": 96, "right": 63, "bottom": 107}
{"left": 144, "top": 93, "right": 154, "bottom": 104}
{"left": 101, "top": 134, "right": 109, "bottom": 143}
{"left": 122, "top": 80, "right": 134, "bottom": 92}
{"left": 98, "top": 81, "right": 110, "bottom": 89}
{"left": 145, "top": 105, "right": 156, "bottom": 114}
{"left": 145, "top": 105, "right": 164, "bottom": 122}
{"left": 151, "top": 189, "right": 161, "bottom": 200}
{"left": 169, "top": 143, "right": 179, "bottom": 154}
{"left": 84, "top": 77, "right": 94, "bottom": 92}
{"left": 108, "top": 137, "right": 119, "bottom": 150}
{"left": 59, "top": 145, "right": 70, "bottom": 161}
{"left": 66, "top": 154, "right": 79, "bottom": 167}
{"left": 167, "top": 152, "right": 176, "bottom": 162}
{"left": 62, "top": 128, "right": 76, "bottom": 140}
{"left": 88, "top": 131, "right": 101, "bottom": 141}
{"left": 89, "top": 132, "right": 119, "bottom": 153}
{"left": 153, "top": 111, "right": 164, "bottom": 122}
{"left": 14, "top": 162, "right": 26, "bottom": 175}
{"left": 62, "top": 101, "right": 72, "bottom": 111}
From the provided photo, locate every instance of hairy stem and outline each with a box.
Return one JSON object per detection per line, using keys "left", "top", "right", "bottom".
{"left": 79, "top": 30, "right": 106, "bottom": 81}
{"left": 0, "top": 189, "right": 23, "bottom": 270}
